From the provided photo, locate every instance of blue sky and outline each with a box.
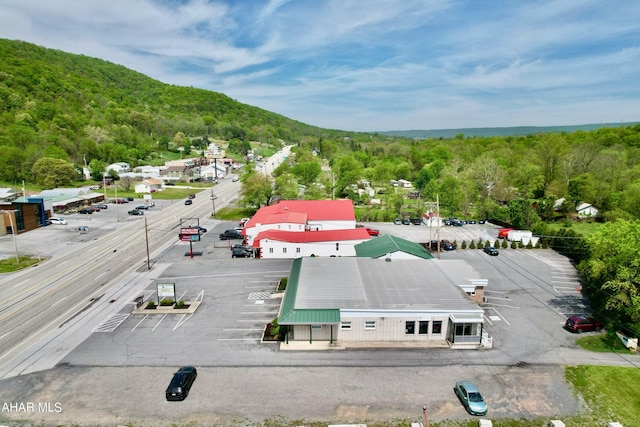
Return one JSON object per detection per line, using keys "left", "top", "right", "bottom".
{"left": 1, "top": 0, "right": 639, "bottom": 131}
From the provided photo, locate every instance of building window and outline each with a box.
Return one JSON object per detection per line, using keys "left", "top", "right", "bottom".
{"left": 340, "top": 322, "right": 352, "bottom": 330}
{"left": 405, "top": 321, "right": 415, "bottom": 334}
{"left": 311, "top": 325, "right": 322, "bottom": 329}
{"left": 336, "top": 242, "right": 339, "bottom": 251}
{"left": 296, "top": 247, "right": 301, "bottom": 253}
{"left": 269, "top": 248, "right": 274, "bottom": 254}
{"left": 432, "top": 321, "right": 442, "bottom": 334}
{"left": 419, "top": 321, "right": 429, "bottom": 335}
{"left": 364, "top": 321, "right": 376, "bottom": 330}
{"left": 283, "top": 248, "right": 287, "bottom": 254}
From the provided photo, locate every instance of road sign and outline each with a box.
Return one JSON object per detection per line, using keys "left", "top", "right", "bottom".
{"left": 180, "top": 234, "right": 200, "bottom": 242}
{"left": 180, "top": 227, "right": 200, "bottom": 235}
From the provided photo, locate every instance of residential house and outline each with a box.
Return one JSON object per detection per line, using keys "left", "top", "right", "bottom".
{"left": 134, "top": 178, "right": 164, "bottom": 194}
{"left": 576, "top": 203, "right": 599, "bottom": 217}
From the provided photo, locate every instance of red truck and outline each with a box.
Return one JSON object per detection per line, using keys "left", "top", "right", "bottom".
{"left": 498, "top": 228, "right": 514, "bottom": 239}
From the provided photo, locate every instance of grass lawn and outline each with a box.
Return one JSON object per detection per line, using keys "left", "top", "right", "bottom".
{"left": 0, "top": 256, "right": 41, "bottom": 273}
{"left": 576, "top": 331, "right": 636, "bottom": 353}
{"left": 546, "top": 221, "right": 602, "bottom": 237}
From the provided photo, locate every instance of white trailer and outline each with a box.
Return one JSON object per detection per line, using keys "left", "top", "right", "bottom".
{"left": 507, "top": 230, "right": 532, "bottom": 242}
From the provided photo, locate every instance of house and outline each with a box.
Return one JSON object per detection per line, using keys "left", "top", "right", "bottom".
{"left": 576, "top": 203, "right": 599, "bottom": 217}
{"left": 243, "top": 200, "right": 357, "bottom": 246}
{"left": 134, "top": 178, "right": 164, "bottom": 194}
{"left": 38, "top": 188, "right": 105, "bottom": 213}
{"left": 277, "top": 257, "right": 487, "bottom": 349}
{"left": 398, "top": 179, "right": 412, "bottom": 188}
{"left": 200, "top": 162, "right": 228, "bottom": 180}
{"left": 355, "top": 235, "right": 433, "bottom": 260}
{"left": 105, "top": 162, "right": 131, "bottom": 175}
{"left": 253, "top": 228, "right": 371, "bottom": 259}
{"left": 0, "top": 188, "right": 20, "bottom": 202}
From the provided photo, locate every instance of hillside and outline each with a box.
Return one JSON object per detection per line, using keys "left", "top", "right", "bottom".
{"left": 379, "top": 122, "right": 640, "bottom": 139}
{"left": 0, "top": 38, "right": 349, "bottom": 183}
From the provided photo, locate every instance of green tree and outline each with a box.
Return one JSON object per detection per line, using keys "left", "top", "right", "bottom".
{"left": 291, "top": 161, "right": 321, "bottom": 185}
{"left": 274, "top": 173, "right": 300, "bottom": 200}
{"left": 579, "top": 220, "right": 640, "bottom": 335}
{"left": 241, "top": 173, "right": 273, "bottom": 208}
{"left": 31, "top": 157, "right": 77, "bottom": 188}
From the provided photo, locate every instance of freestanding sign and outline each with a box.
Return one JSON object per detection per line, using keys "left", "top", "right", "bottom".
{"left": 157, "top": 283, "right": 176, "bottom": 303}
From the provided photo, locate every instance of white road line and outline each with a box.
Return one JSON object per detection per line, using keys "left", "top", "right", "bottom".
{"left": 131, "top": 315, "right": 148, "bottom": 331}
{"left": 51, "top": 296, "right": 68, "bottom": 307}
{"left": 12, "top": 279, "right": 29, "bottom": 289}
{"left": 152, "top": 314, "right": 167, "bottom": 331}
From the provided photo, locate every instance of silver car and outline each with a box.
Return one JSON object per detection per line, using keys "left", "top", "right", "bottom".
{"left": 454, "top": 381, "right": 487, "bottom": 416}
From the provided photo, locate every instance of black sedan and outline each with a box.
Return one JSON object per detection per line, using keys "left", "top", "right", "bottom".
{"left": 483, "top": 246, "right": 499, "bottom": 256}
{"left": 128, "top": 209, "right": 144, "bottom": 216}
{"left": 166, "top": 366, "right": 197, "bottom": 401}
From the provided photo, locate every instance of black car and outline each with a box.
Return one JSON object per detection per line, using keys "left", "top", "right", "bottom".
{"left": 128, "top": 209, "right": 144, "bottom": 216}
{"left": 402, "top": 218, "right": 411, "bottom": 225}
{"left": 219, "top": 229, "right": 243, "bottom": 240}
{"left": 135, "top": 205, "right": 149, "bottom": 210}
{"left": 184, "top": 199, "right": 193, "bottom": 205}
{"left": 232, "top": 247, "right": 253, "bottom": 258}
{"left": 198, "top": 226, "right": 207, "bottom": 233}
{"left": 165, "top": 366, "right": 197, "bottom": 401}
{"left": 441, "top": 240, "right": 455, "bottom": 251}
{"left": 483, "top": 246, "right": 499, "bottom": 256}
{"left": 411, "top": 217, "right": 421, "bottom": 225}
{"left": 95, "top": 204, "right": 108, "bottom": 209}
{"left": 78, "top": 208, "right": 93, "bottom": 214}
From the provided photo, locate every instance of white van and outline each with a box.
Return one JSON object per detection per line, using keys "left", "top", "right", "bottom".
{"left": 49, "top": 217, "right": 68, "bottom": 225}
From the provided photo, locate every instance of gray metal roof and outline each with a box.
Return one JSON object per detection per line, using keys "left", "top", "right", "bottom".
{"left": 295, "top": 257, "right": 482, "bottom": 312}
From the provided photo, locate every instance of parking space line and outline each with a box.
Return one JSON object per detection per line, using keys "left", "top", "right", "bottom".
{"left": 152, "top": 314, "right": 167, "bottom": 331}
{"left": 173, "top": 313, "right": 193, "bottom": 330}
{"left": 485, "top": 307, "right": 511, "bottom": 326}
{"left": 131, "top": 314, "right": 148, "bottom": 331}
{"left": 92, "top": 313, "right": 130, "bottom": 332}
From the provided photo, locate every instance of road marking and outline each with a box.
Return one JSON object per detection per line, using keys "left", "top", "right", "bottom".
{"left": 12, "top": 279, "right": 29, "bottom": 289}
{"left": 152, "top": 314, "right": 167, "bottom": 331}
{"left": 131, "top": 315, "right": 148, "bottom": 331}
{"left": 248, "top": 291, "right": 271, "bottom": 300}
{"left": 51, "top": 296, "right": 68, "bottom": 307}
{"left": 92, "top": 313, "right": 130, "bottom": 332}
{"left": 0, "top": 331, "right": 11, "bottom": 340}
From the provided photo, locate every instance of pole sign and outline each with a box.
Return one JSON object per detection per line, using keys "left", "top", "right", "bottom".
{"left": 157, "top": 283, "right": 176, "bottom": 302}
{"left": 180, "top": 227, "right": 201, "bottom": 242}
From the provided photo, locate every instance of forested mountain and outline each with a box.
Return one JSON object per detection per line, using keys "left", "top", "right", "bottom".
{"left": 0, "top": 38, "right": 348, "bottom": 183}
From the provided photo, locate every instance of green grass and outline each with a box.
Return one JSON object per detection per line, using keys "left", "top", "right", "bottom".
{"left": 215, "top": 206, "right": 255, "bottom": 221}
{"left": 566, "top": 365, "right": 640, "bottom": 425}
{"left": 576, "top": 331, "right": 635, "bottom": 353}
{"left": 546, "top": 221, "right": 602, "bottom": 237}
{"left": 0, "top": 256, "right": 41, "bottom": 273}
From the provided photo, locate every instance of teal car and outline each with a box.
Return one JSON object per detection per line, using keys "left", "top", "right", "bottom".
{"left": 454, "top": 381, "right": 487, "bottom": 416}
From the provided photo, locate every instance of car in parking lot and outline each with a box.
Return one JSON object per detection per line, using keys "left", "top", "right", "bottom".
{"left": 394, "top": 218, "right": 402, "bottom": 225}
{"left": 441, "top": 239, "right": 455, "bottom": 251}
{"left": 454, "top": 381, "right": 487, "bottom": 416}
{"left": 239, "top": 217, "right": 250, "bottom": 227}
{"left": 78, "top": 208, "right": 93, "bottom": 214}
{"left": 564, "top": 316, "right": 603, "bottom": 333}
{"left": 95, "top": 204, "right": 108, "bottom": 209}
{"left": 483, "top": 246, "right": 499, "bottom": 256}
{"left": 468, "top": 219, "right": 477, "bottom": 224}
{"left": 135, "top": 205, "right": 149, "bottom": 210}
{"left": 128, "top": 209, "right": 144, "bottom": 216}
{"left": 219, "top": 229, "right": 243, "bottom": 240}
{"left": 184, "top": 199, "right": 193, "bottom": 205}
{"left": 411, "top": 217, "right": 421, "bottom": 225}
{"left": 364, "top": 227, "right": 380, "bottom": 236}
{"left": 231, "top": 246, "right": 253, "bottom": 258}
{"left": 402, "top": 218, "right": 411, "bottom": 225}
{"left": 165, "top": 366, "right": 197, "bottom": 401}
{"left": 197, "top": 226, "right": 207, "bottom": 233}
{"left": 232, "top": 176, "right": 239, "bottom": 182}
{"left": 49, "top": 217, "right": 68, "bottom": 225}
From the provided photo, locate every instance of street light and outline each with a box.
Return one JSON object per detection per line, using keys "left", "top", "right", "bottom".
{"left": 2, "top": 210, "right": 19, "bottom": 264}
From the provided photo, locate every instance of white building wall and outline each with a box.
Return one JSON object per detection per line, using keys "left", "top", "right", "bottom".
{"left": 306, "top": 219, "right": 356, "bottom": 231}
{"left": 337, "top": 311, "right": 451, "bottom": 342}
{"left": 245, "top": 222, "right": 306, "bottom": 245}
{"left": 290, "top": 324, "right": 335, "bottom": 341}
{"left": 261, "top": 239, "right": 365, "bottom": 259}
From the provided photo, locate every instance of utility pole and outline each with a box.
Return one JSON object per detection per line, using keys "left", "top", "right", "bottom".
{"left": 2, "top": 210, "right": 19, "bottom": 264}
{"left": 145, "top": 217, "right": 150, "bottom": 270}
{"left": 210, "top": 191, "right": 217, "bottom": 217}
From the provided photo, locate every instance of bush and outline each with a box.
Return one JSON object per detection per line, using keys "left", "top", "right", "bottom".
{"left": 501, "top": 239, "right": 509, "bottom": 249}
{"left": 485, "top": 240, "right": 492, "bottom": 248}
{"left": 159, "top": 298, "right": 174, "bottom": 306}
{"left": 175, "top": 300, "right": 185, "bottom": 309}
{"left": 468, "top": 240, "right": 475, "bottom": 249}
{"left": 269, "top": 317, "right": 280, "bottom": 338}
{"left": 461, "top": 240, "right": 467, "bottom": 249}
{"left": 278, "top": 277, "right": 288, "bottom": 291}
{"left": 477, "top": 239, "right": 485, "bottom": 248}
{"left": 146, "top": 301, "right": 156, "bottom": 309}
{"left": 510, "top": 240, "right": 518, "bottom": 249}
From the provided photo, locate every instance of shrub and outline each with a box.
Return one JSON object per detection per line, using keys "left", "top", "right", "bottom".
{"left": 278, "top": 277, "right": 288, "bottom": 291}
{"left": 510, "top": 240, "right": 518, "bottom": 249}
{"left": 159, "top": 298, "right": 174, "bottom": 306}
{"left": 146, "top": 301, "right": 156, "bottom": 309}
{"left": 175, "top": 300, "right": 185, "bottom": 309}
{"left": 468, "top": 240, "right": 475, "bottom": 249}
{"left": 477, "top": 239, "right": 485, "bottom": 248}
{"left": 485, "top": 240, "right": 492, "bottom": 248}
{"left": 526, "top": 240, "right": 534, "bottom": 249}
{"left": 269, "top": 317, "right": 280, "bottom": 338}
{"left": 461, "top": 240, "right": 467, "bottom": 249}
{"left": 501, "top": 239, "right": 508, "bottom": 249}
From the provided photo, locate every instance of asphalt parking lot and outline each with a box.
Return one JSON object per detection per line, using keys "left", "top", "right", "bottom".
{"left": 1, "top": 216, "right": 633, "bottom": 426}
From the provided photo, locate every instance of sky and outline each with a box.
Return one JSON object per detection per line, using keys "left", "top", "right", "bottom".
{"left": 1, "top": 0, "right": 639, "bottom": 132}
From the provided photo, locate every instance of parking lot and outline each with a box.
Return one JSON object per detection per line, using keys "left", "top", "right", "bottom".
{"left": 1, "top": 216, "right": 630, "bottom": 426}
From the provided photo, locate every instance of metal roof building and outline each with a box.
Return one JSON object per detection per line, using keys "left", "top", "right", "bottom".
{"left": 278, "top": 257, "right": 487, "bottom": 349}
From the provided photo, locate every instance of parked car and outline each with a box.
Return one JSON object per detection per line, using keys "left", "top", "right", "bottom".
{"left": 95, "top": 204, "right": 108, "bottom": 209}
{"left": 78, "top": 208, "right": 93, "bottom": 214}
{"left": 394, "top": 218, "right": 402, "bottom": 225}
{"left": 479, "top": 219, "right": 486, "bottom": 224}
{"left": 184, "top": 199, "right": 193, "bottom": 205}
{"left": 444, "top": 219, "right": 453, "bottom": 226}
{"left": 135, "top": 205, "right": 149, "bottom": 210}
{"left": 468, "top": 220, "right": 477, "bottom": 224}
{"left": 197, "top": 226, "right": 207, "bottom": 233}
{"left": 402, "top": 218, "right": 411, "bottom": 225}
{"left": 411, "top": 217, "right": 421, "bottom": 225}
{"left": 49, "top": 217, "right": 68, "bottom": 225}
{"left": 454, "top": 381, "right": 487, "bottom": 416}
{"left": 126, "top": 197, "right": 134, "bottom": 201}
{"left": 231, "top": 247, "right": 253, "bottom": 258}
{"left": 165, "top": 366, "right": 197, "bottom": 401}
{"left": 365, "top": 227, "right": 380, "bottom": 236}
{"left": 231, "top": 243, "right": 251, "bottom": 251}
{"left": 232, "top": 176, "right": 239, "bottom": 182}
{"left": 188, "top": 194, "right": 196, "bottom": 199}
{"left": 483, "top": 246, "right": 499, "bottom": 256}
{"left": 219, "top": 229, "right": 243, "bottom": 240}
{"left": 453, "top": 220, "right": 464, "bottom": 226}
{"left": 128, "top": 209, "right": 144, "bottom": 216}
{"left": 441, "top": 240, "right": 455, "bottom": 251}
{"left": 564, "top": 316, "right": 603, "bottom": 333}
{"left": 239, "top": 217, "right": 250, "bottom": 227}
